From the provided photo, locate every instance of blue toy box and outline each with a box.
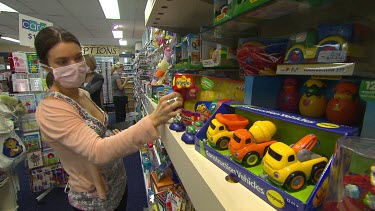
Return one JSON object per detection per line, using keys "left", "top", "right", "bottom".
{"left": 195, "top": 102, "right": 360, "bottom": 211}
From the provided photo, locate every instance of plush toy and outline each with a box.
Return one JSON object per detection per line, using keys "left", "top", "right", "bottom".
{"left": 155, "top": 47, "right": 172, "bottom": 85}
{"left": 0, "top": 95, "right": 27, "bottom": 170}
{"left": 0, "top": 95, "right": 28, "bottom": 117}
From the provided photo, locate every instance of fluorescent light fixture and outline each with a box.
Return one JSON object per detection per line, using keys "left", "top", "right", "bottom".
{"left": 99, "top": 0, "right": 120, "bottom": 19}
{"left": 1, "top": 36, "right": 20, "bottom": 43}
{"left": 113, "top": 24, "right": 120, "bottom": 30}
{"left": 112, "top": 30, "right": 123, "bottom": 39}
{"left": 0, "top": 2, "right": 18, "bottom": 13}
{"left": 119, "top": 39, "right": 127, "bottom": 46}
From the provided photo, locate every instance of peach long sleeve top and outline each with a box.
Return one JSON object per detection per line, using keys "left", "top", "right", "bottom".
{"left": 35, "top": 90, "right": 159, "bottom": 210}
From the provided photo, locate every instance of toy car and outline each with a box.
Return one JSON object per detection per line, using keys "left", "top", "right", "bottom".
{"left": 261, "top": 134, "right": 328, "bottom": 191}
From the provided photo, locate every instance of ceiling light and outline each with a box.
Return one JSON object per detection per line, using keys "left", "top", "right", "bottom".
{"left": 0, "top": 2, "right": 18, "bottom": 13}
{"left": 1, "top": 36, "right": 20, "bottom": 43}
{"left": 112, "top": 30, "right": 123, "bottom": 38}
{"left": 119, "top": 39, "right": 127, "bottom": 46}
{"left": 113, "top": 24, "right": 120, "bottom": 30}
{"left": 99, "top": 0, "right": 120, "bottom": 19}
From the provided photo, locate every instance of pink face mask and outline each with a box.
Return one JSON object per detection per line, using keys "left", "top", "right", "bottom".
{"left": 43, "top": 61, "right": 89, "bottom": 88}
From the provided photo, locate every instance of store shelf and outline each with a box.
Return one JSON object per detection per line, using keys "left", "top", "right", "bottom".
{"left": 145, "top": 0, "right": 213, "bottom": 35}
{"left": 145, "top": 97, "right": 275, "bottom": 211}
{"left": 201, "top": 0, "right": 374, "bottom": 46}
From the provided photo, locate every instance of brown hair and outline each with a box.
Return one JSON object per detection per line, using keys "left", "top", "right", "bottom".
{"left": 34, "top": 26, "right": 81, "bottom": 66}
{"left": 111, "top": 62, "right": 124, "bottom": 75}
{"left": 84, "top": 54, "right": 97, "bottom": 71}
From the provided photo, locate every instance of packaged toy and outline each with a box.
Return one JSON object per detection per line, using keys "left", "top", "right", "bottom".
{"left": 237, "top": 38, "right": 288, "bottom": 76}
{"left": 206, "top": 113, "right": 249, "bottom": 150}
{"left": 325, "top": 81, "right": 363, "bottom": 126}
{"left": 299, "top": 79, "right": 327, "bottom": 118}
{"left": 229, "top": 120, "right": 277, "bottom": 167}
{"left": 261, "top": 134, "right": 328, "bottom": 191}
{"left": 323, "top": 136, "right": 375, "bottom": 211}
{"left": 278, "top": 77, "right": 300, "bottom": 113}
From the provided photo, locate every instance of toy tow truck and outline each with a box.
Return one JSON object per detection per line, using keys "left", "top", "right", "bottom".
{"left": 206, "top": 113, "right": 249, "bottom": 150}
{"left": 261, "top": 134, "right": 328, "bottom": 191}
{"left": 229, "top": 121, "right": 277, "bottom": 167}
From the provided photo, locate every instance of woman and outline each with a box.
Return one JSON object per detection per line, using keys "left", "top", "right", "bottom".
{"left": 111, "top": 62, "right": 129, "bottom": 123}
{"left": 34, "top": 26, "right": 182, "bottom": 211}
{"left": 82, "top": 54, "right": 104, "bottom": 108}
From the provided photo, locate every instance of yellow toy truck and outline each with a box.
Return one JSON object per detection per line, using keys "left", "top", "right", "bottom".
{"left": 261, "top": 134, "right": 328, "bottom": 191}
{"left": 206, "top": 113, "right": 249, "bottom": 150}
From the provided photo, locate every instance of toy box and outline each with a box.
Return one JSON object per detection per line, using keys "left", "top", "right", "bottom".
{"left": 322, "top": 136, "right": 375, "bottom": 210}
{"left": 201, "top": 41, "right": 238, "bottom": 68}
{"left": 172, "top": 73, "right": 245, "bottom": 124}
{"left": 195, "top": 102, "right": 360, "bottom": 211}
{"left": 181, "top": 34, "right": 202, "bottom": 69}
{"left": 173, "top": 43, "right": 183, "bottom": 69}
{"left": 277, "top": 24, "right": 372, "bottom": 76}
{"left": 213, "top": 0, "right": 234, "bottom": 26}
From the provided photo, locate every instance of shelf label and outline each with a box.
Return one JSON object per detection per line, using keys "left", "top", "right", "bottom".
{"left": 276, "top": 63, "right": 355, "bottom": 76}
{"left": 317, "top": 50, "right": 347, "bottom": 63}
{"left": 359, "top": 80, "right": 375, "bottom": 102}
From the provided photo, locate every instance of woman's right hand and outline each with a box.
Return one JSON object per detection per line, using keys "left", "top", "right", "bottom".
{"left": 148, "top": 92, "right": 183, "bottom": 128}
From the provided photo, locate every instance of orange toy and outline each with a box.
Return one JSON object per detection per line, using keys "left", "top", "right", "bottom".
{"left": 326, "top": 81, "right": 362, "bottom": 125}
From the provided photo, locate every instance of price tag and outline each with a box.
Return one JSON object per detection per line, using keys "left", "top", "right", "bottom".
{"left": 359, "top": 80, "right": 375, "bottom": 102}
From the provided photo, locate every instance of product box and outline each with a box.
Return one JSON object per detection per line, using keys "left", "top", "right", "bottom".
{"left": 277, "top": 24, "right": 372, "bottom": 76}
{"left": 195, "top": 102, "right": 360, "bottom": 211}
{"left": 213, "top": 0, "right": 234, "bottom": 26}
{"left": 151, "top": 171, "right": 175, "bottom": 192}
{"left": 173, "top": 43, "right": 183, "bottom": 69}
{"left": 201, "top": 41, "right": 238, "bottom": 68}
{"left": 181, "top": 34, "right": 202, "bottom": 69}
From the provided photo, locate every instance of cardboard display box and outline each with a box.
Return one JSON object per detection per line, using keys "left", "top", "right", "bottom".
{"left": 195, "top": 102, "right": 359, "bottom": 210}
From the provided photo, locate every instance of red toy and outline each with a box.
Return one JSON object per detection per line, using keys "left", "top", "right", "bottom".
{"left": 278, "top": 77, "right": 300, "bottom": 113}
{"left": 326, "top": 81, "right": 362, "bottom": 126}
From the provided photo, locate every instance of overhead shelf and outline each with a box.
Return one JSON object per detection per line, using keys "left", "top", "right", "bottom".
{"left": 145, "top": 0, "right": 213, "bottom": 35}
{"left": 201, "top": 0, "right": 374, "bottom": 46}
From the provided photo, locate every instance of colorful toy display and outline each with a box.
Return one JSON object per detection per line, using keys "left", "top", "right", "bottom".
{"left": 284, "top": 24, "right": 367, "bottom": 64}
{"left": 169, "top": 114, "right": 186, "bottom": 132}
{"left": 299, "top": 79, "right": 327, "bottom": 118}
{"left": 181, "top": 34, "right": 201, "bottom": 69}
{"left": 326, "top": 81, "right": 362, "bottom": 126}
{"left": 278, "top": 77, "right": 300, "bottom": 113}
{"left": 181, "top": 125, "right": 198, "bottom": 144}
{"left": 206, "top": 113, "right": 249, "bottom": 150}
{"left": 229, "top": 121, "right": 277, "bottom": 167}
{"left": 237, "top": 38, "right": 288, "bottom": 76}
{"left": 172, "top": 74, "right": 196, "bottom": 101}
{"left": 261, "top": 134, "right": 328, "bottom": 191}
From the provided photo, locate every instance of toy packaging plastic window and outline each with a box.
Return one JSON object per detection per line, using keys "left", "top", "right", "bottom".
{"left": 323, "top": 136, "right": 375, "bottom": 211}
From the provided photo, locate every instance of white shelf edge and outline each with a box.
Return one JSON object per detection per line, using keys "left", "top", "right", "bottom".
{"left": 145, "top": 97, "right": 276, "bottom": 211}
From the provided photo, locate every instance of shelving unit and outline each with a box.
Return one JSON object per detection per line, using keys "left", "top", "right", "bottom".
{"left": 145, "top": 96, "right": 276, "bottom": 211}
{"left": 140, "top": 1, "right": 375, "bottom": 210}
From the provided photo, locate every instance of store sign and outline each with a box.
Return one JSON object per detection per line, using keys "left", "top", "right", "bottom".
{"left": 81, "top": 45, "right": 120, "bottom": 56}
{"left": 19, "top": 14, "right": 53, "bottom": 47}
